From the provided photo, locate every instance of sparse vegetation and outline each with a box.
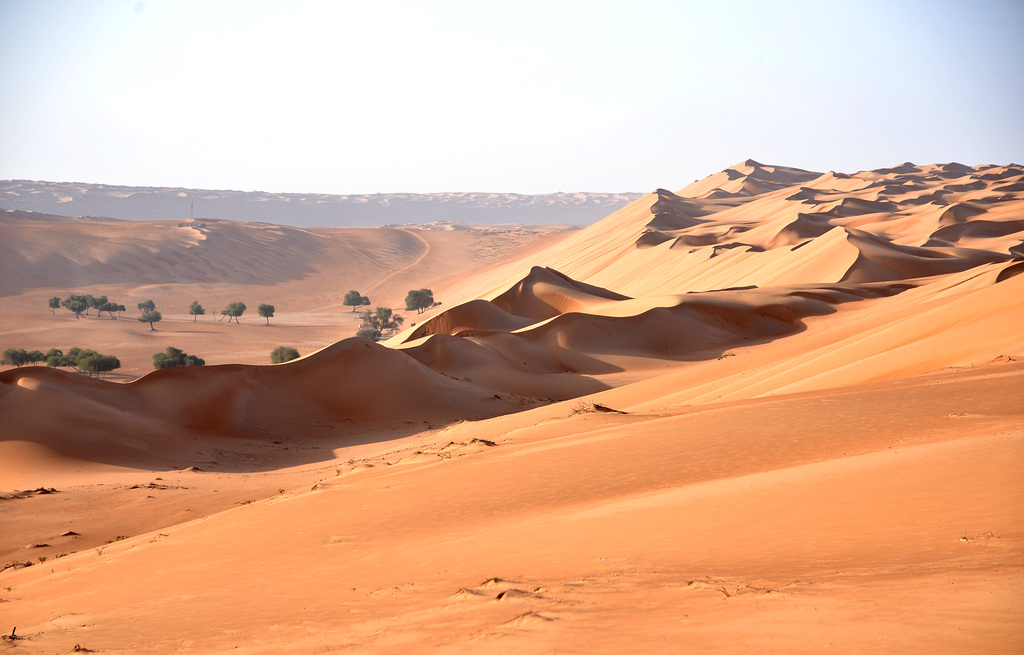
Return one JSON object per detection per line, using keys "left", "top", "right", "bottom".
{"left": 53, "top": 293, "right": 127, "bottom": 319}
{"left": 152, "top": 346, "right": 206, "bottom": 369}
{"left": 569, "top": 399, "right": 594, "bottom": 416}
{"left": 87, "top": 295, "right": 108, "bottom": 315}
{"left": 568, "top": 399, "right": 627, "bottom": 416}
{"left": 5, "top": 346, "right": 120, "bottom": 377}
{"left": 405, "top": 288, "right": 436, "bottom": 314}
{"left": 61, "top": 295, "right": 89, "bottom": 319}
{"left": 357, "top": 307, "right": 404, "bottom": 342}
{"left": 221, "top": 301, "right": 247, "bottom": 323}
{"left": 258, "top": 303, "right": 275, "bottom": 325}
{"left": 343, "top": 290, "right": 370, "bottom": 312}
{"left": 1, "top": 348, "right": 32, "bottom": 367}
{"left": 137, "top": 300, "right": 162, "bottom": 330}
{"left": 45, "top": 348, "right": 66, "bottom": 367}
{"left": 189, "top": 300, "right": 206, "bottom": 322}
{"left": 76, "top": 351, "right": 121, "bottom": 377}
{"left": 99, "top": 301, "right": 126, "bottom": 318}
{"left": 270, "top": 346, "right": 300, "bottom": 364}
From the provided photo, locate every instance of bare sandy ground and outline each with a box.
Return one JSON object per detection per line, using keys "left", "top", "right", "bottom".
{"left": 1, "top": 160, "right": 1022, "bottom": 653}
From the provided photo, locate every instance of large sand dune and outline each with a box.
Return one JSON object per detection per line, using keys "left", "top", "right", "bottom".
{"left": 1, "top": 160, "right": 1022, "bottom": 653}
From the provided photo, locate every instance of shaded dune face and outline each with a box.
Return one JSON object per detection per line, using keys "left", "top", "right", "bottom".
{"left": 0, "top": 338, "right": 523, "bottom": 470}
{"left": 396, "top": 267, "right": 915, "bottom": 385}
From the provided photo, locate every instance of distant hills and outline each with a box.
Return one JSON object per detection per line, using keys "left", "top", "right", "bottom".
{"left": 0, "top": 180, "right": 643, "bottom": 227}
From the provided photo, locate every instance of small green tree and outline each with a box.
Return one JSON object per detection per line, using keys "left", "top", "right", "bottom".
{"left": 64, "top": 347, "right": 85, "bottom": 370}
{"left": 138, "top": 308, "right": 162, "bottom": 330}
{"left": 27, "top": 350, "right": 45, "bottom": 365}
{"left": 270, "top": 346, "right": 300, "bottom": 364}
{"left": 343, "top": 290, "right": 371, "bottom": 312}
{"left": 404, "top": 288, "right": 435, "bottom": 314}
{"left": 153, "top": 346, "right": 205, "bottom": 369}
{"left": 138, "top": 299, "right": 156, "bottom": 314}
{"left": 48, "top": 296, "right": 61, "bottom": 315}
{"left": 189, "top": 300, "right": 206, "bottom": 322}
{"left": 1, "top": 348, "right": 31, "bottom": 367}
{"left": 258, "top": 303, "right": 275, "bottom": 325}
{"left": 357, "top": 307, "right": 405, "bottom": 342}
{"left": 45, "top": 348, "right": 64, "bottom": 367}
{"left": 221, "top": 301, "right": 247, "bottom": 323}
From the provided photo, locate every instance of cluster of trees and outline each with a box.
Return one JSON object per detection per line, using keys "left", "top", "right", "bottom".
{"left": 50, "top": 294, "right": 127, "bottom": 320}
{"left": 2, "top": 348, "right": 46, "bottom": 367}
{"left": 201, "top": 301, "right": 273, "bottom": 324}
{"left": 357, "top": 307, "right": 404, "bottom": 342}
{"left": 339, "top": 288, "right": 436, "bottom": 342}
{"left": 187, "top": 300, "right": 276, "bottom": 324}
{"left": 2, "top": 347, "right": 120, "bottom": 377}
{"left": 152, "top": 346, "right": 205, "bottom": 369}
{"left": 221, "top": 301, "right": 246, "bottom": 323}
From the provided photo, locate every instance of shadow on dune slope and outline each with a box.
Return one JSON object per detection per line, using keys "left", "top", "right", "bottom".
{"left": 0, "top": 338, "right": 528, "bottom": 473}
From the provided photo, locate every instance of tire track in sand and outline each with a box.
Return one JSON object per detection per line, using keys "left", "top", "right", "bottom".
{"left": 363, "top": 229, "right": 432, "bottom": 296}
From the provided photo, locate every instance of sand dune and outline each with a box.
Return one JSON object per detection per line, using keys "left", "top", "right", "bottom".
{"left": 0, "top": 337, "right": 525, "bottom": 482}
{"left": 494, "top": 160, "right": 1024, "bottom": 297}
{"left": 1, "top": 159, "right": 1022, "bottom": 653}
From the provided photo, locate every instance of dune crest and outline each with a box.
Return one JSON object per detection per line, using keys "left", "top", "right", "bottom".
{"left": 477, "top": 160, "right": 1023, "bottom": 297}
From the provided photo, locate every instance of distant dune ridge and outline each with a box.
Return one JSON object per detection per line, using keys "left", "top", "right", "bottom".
{"left": 1, "top": 159, "right": 1022, "bottom": 653}
{"left": 0, "top": 180, "right": 643, "bottom": 226}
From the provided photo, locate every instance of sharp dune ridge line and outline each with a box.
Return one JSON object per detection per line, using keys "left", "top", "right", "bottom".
{"left": 0, "top": 159, "right": 1022, "bottom": 653}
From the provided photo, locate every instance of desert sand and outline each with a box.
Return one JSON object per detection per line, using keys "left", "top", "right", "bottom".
{"left": 1, "top": 159, "right": 1022, "bottom": 653}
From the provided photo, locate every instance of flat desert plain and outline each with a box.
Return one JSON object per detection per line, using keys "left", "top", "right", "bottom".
{"left": 1, "top": 160, "right": 1022, "bottom": 654}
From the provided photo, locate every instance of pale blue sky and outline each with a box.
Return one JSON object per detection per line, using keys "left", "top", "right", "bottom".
{"left": 1, "top": 0, "right": 1021, "bottom": 194}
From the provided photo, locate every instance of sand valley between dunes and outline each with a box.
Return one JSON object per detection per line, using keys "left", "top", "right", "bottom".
{"left": 1, "top": 160, "right": 1022, "bottom": 653}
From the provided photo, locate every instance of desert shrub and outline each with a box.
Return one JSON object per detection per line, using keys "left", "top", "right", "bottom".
{"left": 153, "top": 346, "right": 205, "bottom": 369}
{"left": 270, "top": 346, "right": 300, "bottom": 364}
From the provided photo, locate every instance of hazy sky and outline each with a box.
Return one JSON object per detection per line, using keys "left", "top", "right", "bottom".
{"left": 1, "top": 0, "right": 1021, "bottom": 194}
